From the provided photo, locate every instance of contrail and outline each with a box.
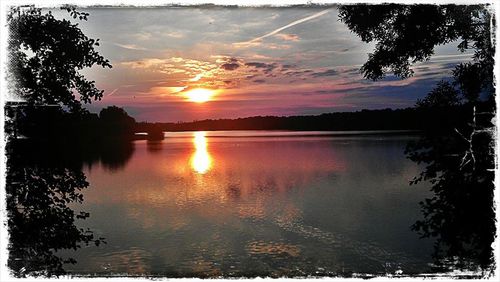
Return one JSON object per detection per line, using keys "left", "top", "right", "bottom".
{"left": 107, "top": 84, "right": 137, "bottom": 96}
{"left": 108, "top": 88, "right": 119, "bottom": 96}
{"left": 235, "top": 9, "right": 331, "bottom": 47}
{"left": 114, "top": 43, "right": 147, "bottom": 51}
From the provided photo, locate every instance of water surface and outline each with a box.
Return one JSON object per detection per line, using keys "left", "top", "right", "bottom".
{"left": 61, "top": 130, "right": 433, "bottom": 276}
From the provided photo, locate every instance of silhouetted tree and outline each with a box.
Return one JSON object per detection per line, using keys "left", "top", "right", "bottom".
{"left": 5, "top": 6, "right": 120, "bottom": 277}
{"left": 416, "top": 81, "right": 461, "bottom": 108}
{"left": 5, "top": 5, "right": 115, "bottom": 142}
{"left": 339, "top": 4, "right": 495, "bottom": 274}
{"left": 7, "top": 5, "right": 111, "bottom": 111}
{"left": 99, "top": 106, "right": 136, "bottom": 137}
{"left": 338, "top": 5, "right": 494, "bottom": 87}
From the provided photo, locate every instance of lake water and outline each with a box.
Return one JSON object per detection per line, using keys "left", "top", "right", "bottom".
{"left": 59, "top": 130, "right": 434, "bottom": 276}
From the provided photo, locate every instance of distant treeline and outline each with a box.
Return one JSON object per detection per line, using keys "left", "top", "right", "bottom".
{"left": 5, "top": 103, "right": 136, "bottom": 142}
{"left": 6, "top": 102, "right": 486, "bottom": 140}
{"left": 136, "top": 106, "right": 476, "bottom": 133}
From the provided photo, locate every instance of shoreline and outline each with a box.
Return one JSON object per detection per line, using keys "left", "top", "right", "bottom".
{"left": 134, "top": 129, "right": 422, "bottom": 140}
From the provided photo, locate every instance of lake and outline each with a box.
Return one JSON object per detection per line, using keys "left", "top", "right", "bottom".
{"left": 58, "top": 130, "right": 435, "bottom": 276}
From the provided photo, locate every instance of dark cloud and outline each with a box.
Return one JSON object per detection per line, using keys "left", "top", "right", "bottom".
{"left": 220, "top": 63, "right": 240, "bottom": 71}
{"left": 341, "top": 77, "right": 442, "bottom": 100}
{"left": 379, "top": 75, "right": 402, "bottom": 82}
{"left": 441, "top": 62, "right": 461, "bottom": 69}
{"left": 420, "top": 71, "right": 452, "bottom": 78}
{"left": 253, "top": 79, "right": 266, "bottom": 83}
{"left": 221, "top": 79, "right": 239, "bottom": 88}
{"left": 245, "top": 62, "right": 277, "bottom": 73}
{"left": 415, "top": 66, "right": 431, "bottom": 72}
{"left": 346, "top": 68, "right": 361, "bottom": 75}
{"left": 245, "top": 62, "right": 269, "bottom": 68}
{"left": 311, "top": 69, "right": 338, "bottom": 77}
{"left": 315, "top": 89, "right": 340, "bottom": 94}
{"left": 284, "top": 69, "right": 313, "bottom": 76}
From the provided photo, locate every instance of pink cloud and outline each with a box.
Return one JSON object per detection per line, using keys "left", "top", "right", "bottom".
{"left": 274, "top": 33, "right": 300, "bottom": 41}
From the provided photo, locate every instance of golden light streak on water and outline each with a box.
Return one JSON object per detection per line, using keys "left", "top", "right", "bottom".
{"left": 191, "top": 131, "right": 212, "bottom": 174}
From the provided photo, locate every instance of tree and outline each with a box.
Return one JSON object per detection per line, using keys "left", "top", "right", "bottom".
{"left": 99, "top": 106, "right": 136, "bottom": 137}
{"left": 415, "top": 81, "right": 460, "bottom": 108}
{"left": 7, "top": 5, "right": 111, "bottom": 112}
{"left": 5, "top": 6, "right": 116, "bottom": 276}
{"left": 338, "top": 4, "right": 494, "bottom": 95}
{"left": 339, "top": 4, "right": 495, "bottom": 274}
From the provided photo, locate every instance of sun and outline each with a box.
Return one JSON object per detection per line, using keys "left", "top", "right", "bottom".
{"left": 185, "top": 88, "right": 214, "bottom": 103}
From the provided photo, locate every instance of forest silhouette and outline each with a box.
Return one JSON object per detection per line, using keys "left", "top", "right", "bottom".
{"left": 135, "top": 105, "right": 478, "bottom": 133}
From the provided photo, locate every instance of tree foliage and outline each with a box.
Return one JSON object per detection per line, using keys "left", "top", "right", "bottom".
{"left": 99, "top": 106, "right": 136, "bottom": 137}
{"left": 339, "top": 4, "right": 496, "bottom": 274}
{"left": 415, "top": 81, "right": 461, "bottom": 108}
{"left": 338, "top": 4, "right": 494, "bottom": 95}
{"left": 4, "top": 7, "right": 129, "bottom": 276}
{"left": 99, "top": 106, "right": 135, "bottom": 124}
{"left": 7, "top": 5, "right": 112, "bottom": 112}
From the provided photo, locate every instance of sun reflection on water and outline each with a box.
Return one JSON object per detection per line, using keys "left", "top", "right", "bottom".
{"left": 191, "top": 131, "right": 212, "bottom": 174}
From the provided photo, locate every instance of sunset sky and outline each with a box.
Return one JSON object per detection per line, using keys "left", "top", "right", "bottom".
{"left": 69, "top": 6, "right": 473, "bottom": 122}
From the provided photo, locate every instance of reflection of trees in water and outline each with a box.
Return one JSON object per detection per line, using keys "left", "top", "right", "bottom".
{"left": 338, "top": 4, "right": 495, "bottom": 274}
{"left": 407, "top": 105, "right": 495, "bottom": 273}
{"left": 7, "top": 166, "right": 96, "bottom": 277}
{"left": 6, "top": 139, "right": 134, "bottom": 277}
{"left": 8, "top": 138, "right": 134, "bottom": 172}
{"left": 146, "top": 140, "right": 163, "bottom": 154}
{"left": 98, "top": 140, "right": 135, "bottom": 172}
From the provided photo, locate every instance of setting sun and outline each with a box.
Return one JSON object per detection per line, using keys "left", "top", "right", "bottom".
{"left": 185, "top": 88, "right": 214, "bottom": 103}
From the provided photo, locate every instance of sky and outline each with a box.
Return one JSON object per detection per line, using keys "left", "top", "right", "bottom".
{"left": 64, "top": 6, "right": 473, "bottom": 122}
